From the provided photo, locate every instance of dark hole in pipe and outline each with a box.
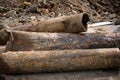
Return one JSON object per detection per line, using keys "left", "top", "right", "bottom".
{"left": 82, "top": 13, "right": 89, "bottom": 29}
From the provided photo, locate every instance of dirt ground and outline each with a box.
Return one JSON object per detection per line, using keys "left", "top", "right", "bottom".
{"left": 0, "top": 0, "right": 120, "bottom": 29}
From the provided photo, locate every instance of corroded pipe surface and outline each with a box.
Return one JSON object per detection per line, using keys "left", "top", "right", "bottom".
{"left": 0, "top": 48, "right": 120, "bottom": 74}
{"left": 13, "top": 13, "right": 89, "bottom": 33}
{"left": 0, "top": 70, "right": 120, "bottom": 80}
{"left": 5, "top": 30, "right": 120, "bottom": 51}
{"left": 0, "top": 25, "right": 119, "bottom": 46}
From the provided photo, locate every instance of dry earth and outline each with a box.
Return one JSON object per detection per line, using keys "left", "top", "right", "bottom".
{"left": 0, "top": 0, "right": 120, "bottom": 29}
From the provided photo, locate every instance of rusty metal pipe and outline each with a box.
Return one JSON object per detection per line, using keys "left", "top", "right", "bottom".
{"left": 13, "top": 13, "right": 89, "bottom": 33}
{"left": 5, "top": 30, "right": 119, "bottom": 51}
{"left": 0, "top": 48, "right": 120, "bottom": 74}
{"left": 0, "top": 70, "right": 120, "bottom": 80}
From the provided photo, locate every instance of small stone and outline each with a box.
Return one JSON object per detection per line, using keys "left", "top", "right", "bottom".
{"left": 4, "top": 10, "right": 17, "bottom": 18}
{"left": 38, "top": 8, "right": 49, "bottom": 15}
{"left": 28, "top": 5, "right": 38, "bottom": 13}
{"left": 38, "top": 0, "right": 43, "bottom": 2}
{"left": 115, "top": 19, "right": 120, "bottom": 25}
{"left": 58, "top": 13, "right": 62, "bottom": 17}
{"left": 0, "top": 13, "right": 2, "bottom": 17}
{"left": 0, "top": 23, "right": 9, "bottom": 30}
{"left": 31, "top": 16, "right": 36, "bottom": 20}
{"left": 48, "top": 12, "right": 55, "bottom": 17}
{"left": 0, "top": 24, "right": 5, "bottom": 30}
{"left": 109, "top": 14, "right": 116, "bottom": 18}
{"left": 0, "top": 6, "right": 9, "bottom": 13}
{"left": 0, "top": 0, "right": 5, "bottom": 3}
{"left": 30, "top": 0, "right": 38, "bottom": 4}
{"left": 72, "top": 10, "right": 77, "bottom": 14}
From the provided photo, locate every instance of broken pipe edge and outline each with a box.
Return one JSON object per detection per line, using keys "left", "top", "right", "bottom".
{"left": 65, "top": 13, "right": 89, "bottom": 32}
{"left": 5, "top": 30, "right": 15, "bottom": 52}
{"left": 81, "top": 13, "right": 89, "bottom": 31}
{"left": 0, "top": 29, "right": 10, "bottom": 45}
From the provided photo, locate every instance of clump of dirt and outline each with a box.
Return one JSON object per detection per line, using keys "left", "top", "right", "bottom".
{"left": 0, "top": 0, "right": 120, "bottom": 29}
{"left": 88, "top": 0, "right": 120, "bottom": 15}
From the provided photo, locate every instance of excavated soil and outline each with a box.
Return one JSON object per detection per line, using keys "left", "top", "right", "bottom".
{"left": 0, "top": 0, "right": 120, "bottom": 29}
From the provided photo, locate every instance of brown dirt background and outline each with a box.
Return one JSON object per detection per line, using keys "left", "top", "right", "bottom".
{"left": 0, "top": 0, "right": 120, "bottom": 28}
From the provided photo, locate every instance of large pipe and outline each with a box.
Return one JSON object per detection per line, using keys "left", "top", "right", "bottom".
{"left": 0, "top": 70, "right": 119, "bottom": 80}
{"left": 5, "top": 30, "right": 119, "bottom": 51}
{"left": 13, "top": 13, "right": 89, "bottom": 33}
{"left": 0, "top": 23, "right": 119, "bottom": 46}
{"left": 0, "top": 48, "right": 120, "bottom": 74}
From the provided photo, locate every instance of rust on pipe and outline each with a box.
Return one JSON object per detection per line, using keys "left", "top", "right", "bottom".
{"left": 1, "top": 23, "right": 120, "bottom": 46}
{"left": 5, "top": 30, "right": 119, "bottom": 51}
{"left": 0, "top": 48, "right": 120, "bottom": 74}
{"left": 13, "top": 13, "right": 89, "bottom": 33}
{"left": 0, "top": 70, "right": 120, "bottom": 80}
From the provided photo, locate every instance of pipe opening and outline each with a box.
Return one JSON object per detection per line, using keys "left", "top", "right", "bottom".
{"left": 82, "top": 13, "right": 89, "bottom": 29}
